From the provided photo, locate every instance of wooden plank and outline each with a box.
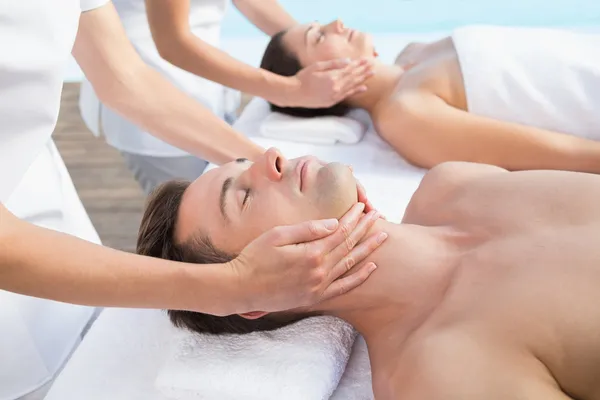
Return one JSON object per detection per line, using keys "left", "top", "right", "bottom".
{"left": 53, "top": 83, "right": 145, "bottom": 252}
{"left": 53, "top": 83, "right": 253, "bottom": 252}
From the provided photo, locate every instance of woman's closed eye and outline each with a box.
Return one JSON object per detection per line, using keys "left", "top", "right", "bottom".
{"left": 317, "top": 30, "right": 325, "bottom": 43}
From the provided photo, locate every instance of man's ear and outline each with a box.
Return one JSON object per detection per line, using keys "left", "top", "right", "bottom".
{"left": 239, "top": 311, "right": 269, "bottom": 320}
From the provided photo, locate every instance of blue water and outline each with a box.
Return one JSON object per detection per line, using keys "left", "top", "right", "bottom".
{"left": 221, "top": 0, "right": 600, "bottom": 37}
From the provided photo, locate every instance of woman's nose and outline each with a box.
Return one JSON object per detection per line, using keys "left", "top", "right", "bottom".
{"left": 325, "top": 19, "right": 345, "bottom": 34}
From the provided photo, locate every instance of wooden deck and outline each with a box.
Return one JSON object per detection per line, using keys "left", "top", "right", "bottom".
{"left": 54, "top": 83, "right": 252, "bottom": 253}
{"left": 54, "top": 83, "right": 146, "bottom": 253}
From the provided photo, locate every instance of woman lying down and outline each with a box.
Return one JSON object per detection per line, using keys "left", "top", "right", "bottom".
{"left": 260, "top": 21, "right": 600, "bottom": 173}
{"left": 137, "top": 149, "right": 600, "bottom": 400}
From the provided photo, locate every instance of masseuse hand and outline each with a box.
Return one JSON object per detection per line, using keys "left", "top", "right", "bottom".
{"left": 290, "top": 58, "right": 375, "bottom": 108}
{"left": 230, "top": 202, "right": 387, "bottom": 314}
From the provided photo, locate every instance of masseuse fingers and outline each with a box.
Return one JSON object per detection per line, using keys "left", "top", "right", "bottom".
{"left": 314, "top": 57, "right": 366, "bottom": 72}
{"left": 334, "top": 60, "right": 372, "bottom": 84}
{"left": 338, "top": 60, "right": 374, "bottom": 81}
{"left": 266, "top": 218, "right": 340, "bottom": 247}
{"left": 334, "top": 66, "right": 373, "bottom": 101}
{"left": 321, "top": 226, "right": 387, "bottom": 300}
{"left": 320, "top": 262, "right": 378, "bottom": 301}
{"left": 356, "top": 180, "right": 376, "bottom": 214}
{"left": 267, "top": 202, "right": 362, "bottom": 249}
{"left": 304, "top": 202, "right": 366, "bottom": 258}
{"left": 325, "top": 209, "right": 386, "bottom": 280}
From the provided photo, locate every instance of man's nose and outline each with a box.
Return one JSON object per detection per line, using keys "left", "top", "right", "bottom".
{"left": 252, "top": 147, "right": 285, "bottom": 182}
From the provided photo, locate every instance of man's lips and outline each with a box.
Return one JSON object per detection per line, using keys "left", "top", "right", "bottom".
{"left": 295, "top": 157, "right": 326, "bottom": 192}
{"left": 296, "top": 159, "right": 309, "bottom": 192}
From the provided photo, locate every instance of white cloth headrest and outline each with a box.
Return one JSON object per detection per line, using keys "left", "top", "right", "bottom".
{"left": 155, "top": 316, "right": 357, "bottom": 400}
{"left": 259, "top": 109, "right": 371, "bottom": 145}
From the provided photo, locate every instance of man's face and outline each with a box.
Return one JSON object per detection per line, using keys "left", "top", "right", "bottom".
{"left": 282, "top": 19, "right": 376, "bottom": 66}
{"left": 175, "top": 148, "right": 358, "bottom": 253}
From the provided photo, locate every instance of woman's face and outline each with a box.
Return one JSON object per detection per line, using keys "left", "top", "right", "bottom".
{"left": 282, "top": 20, "right": 375, "bottom": 66}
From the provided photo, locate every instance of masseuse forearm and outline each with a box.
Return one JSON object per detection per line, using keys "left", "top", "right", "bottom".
{"left": 145, "top": 0, "right": 295, "bottom": 106}
{"left": 73, "top": 3, "right": 263, "bottom": 165}
{"left": 0, "top": 204, "right": 239, "bottom": 316}
{"left": 103, "top": 66, "right": 264, "bottom": 165}
{"left": 155, "top": 33, "right": 295, "bottom": 106}
{"left": 233, "top": 0, "right": 297, "bottom": 36}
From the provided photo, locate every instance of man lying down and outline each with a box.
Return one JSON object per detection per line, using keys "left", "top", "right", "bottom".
{"left": 137, "top": 148, "right": 600, "bottom": 400}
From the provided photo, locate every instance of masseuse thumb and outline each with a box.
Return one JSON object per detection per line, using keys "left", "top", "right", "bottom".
{"left": 268, "top": 219, "right": 339, "bottom": 247}
{"left": 313, "top": 58, "right": 352, "bottom": 72}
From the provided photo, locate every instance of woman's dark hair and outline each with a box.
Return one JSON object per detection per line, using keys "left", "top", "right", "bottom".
{"left": 260, "top": 30, "right": 351, "bottom": 118}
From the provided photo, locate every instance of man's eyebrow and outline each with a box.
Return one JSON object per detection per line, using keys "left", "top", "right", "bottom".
{"left": 235, "top": 158, "right": 248, "bottom": 163}
{"left": 219, "top": 177, "right": 233, "bottom": 223}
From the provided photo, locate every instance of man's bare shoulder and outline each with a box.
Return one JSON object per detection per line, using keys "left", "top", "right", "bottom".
{"left": 377, "top": 327, "right": 570, "bottom": 400}
{"left": 405, "top": 163, "right": 600, "bottom": 228}
{"left": 402, "top": 162, "right": 507, "bottom": 225}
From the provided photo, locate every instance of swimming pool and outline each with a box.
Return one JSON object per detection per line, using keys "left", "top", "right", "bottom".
{"left": 64, "top": 0, "right": 600, "bottom": 81}
{"left": 221, "top": 0, "right": 600, "bottom": 37}
{"left": 216, "top": 0, "right": 600, "bottom": 71}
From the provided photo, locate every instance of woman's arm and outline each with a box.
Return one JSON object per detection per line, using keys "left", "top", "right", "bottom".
{"left": 145, "top": 0, "right": 373, "bottom": 108}
{"left": 0, "top": 200, "right": 384, "bottom": 316}
{"left": 73, "top": 3, "right": 263, "bottom": 165}
{"left": 232, "top": 0, "right": 296, "bottom": 36}
{"left": 0, "top": 203, "right": 239, "bottom": 315}
{"left": 379, "top": 92, "right": 600, "bottom": 173}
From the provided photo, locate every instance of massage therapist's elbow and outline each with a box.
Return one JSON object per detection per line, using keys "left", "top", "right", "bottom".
{"left": 153, "top": 37, "right": 177, "bottom": 64}
{"left": 152, "top": 32, "right": 190, "bottom": 67}
{"left": 92, "top": 67, "right": 146, "bottom": 115}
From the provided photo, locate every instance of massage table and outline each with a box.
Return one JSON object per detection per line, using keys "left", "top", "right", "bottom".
{"left": 45, "top": 98, "right": 427, "bottom": 400}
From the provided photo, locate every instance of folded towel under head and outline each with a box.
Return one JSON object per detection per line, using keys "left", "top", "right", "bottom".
{"left": 259, "top": 109, "right": 372, "bottom": 145}
{"left": 155, "top": 316, "right": 357, "bottom": 400}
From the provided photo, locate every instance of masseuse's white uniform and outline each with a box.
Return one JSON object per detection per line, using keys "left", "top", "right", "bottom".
{"left": 79, "top": 0, "right": 239, "bottom": 194}
{"left": 0, "top": 1, "right": 107, "bottom": 399}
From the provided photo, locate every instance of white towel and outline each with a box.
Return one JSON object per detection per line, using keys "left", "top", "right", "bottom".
{"left": 155, "top": 316, "right": 357, "bottom": 400}
{"left": 260, "top": 109, "right": 370, "bottom": 145}
{"left": 452, "top": 25, "right": 600, "bottom": 141}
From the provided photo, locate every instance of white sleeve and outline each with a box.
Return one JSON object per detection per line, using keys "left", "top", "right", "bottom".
{"left": 80, "top": 0, "right": 110, "bottom": 12}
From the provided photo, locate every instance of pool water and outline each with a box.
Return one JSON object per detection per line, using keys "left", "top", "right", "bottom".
{"left": 221, "top": 0, "right": 600, "bottom": 37}
{"left": 64, "top": 0, "right": 600, "bottom": 81}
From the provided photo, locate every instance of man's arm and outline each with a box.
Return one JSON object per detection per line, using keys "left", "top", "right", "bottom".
{"left": 73, "top": 3, "right": 264, "bottom": 165}
{"left": 232, "top": 0, "right": 296, "bottom": 36}
{"left": 380, "top": 92, "right": 600, "bottom": 173}
{"left": 145, "top": 0, "right": 373, "bottom": 108}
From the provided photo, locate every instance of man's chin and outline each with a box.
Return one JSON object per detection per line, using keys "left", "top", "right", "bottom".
{"left": 314, "top": 163, "right": 358, "bottom": 220}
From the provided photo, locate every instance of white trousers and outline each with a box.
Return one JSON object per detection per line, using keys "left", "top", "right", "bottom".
{"left": 0, "top": 140, "right": 100, "bottom": 400}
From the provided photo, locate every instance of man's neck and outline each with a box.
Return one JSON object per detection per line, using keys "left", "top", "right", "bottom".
{"left": 345, "top": 61, "right": 405, "bottom": 113}
{"left": 313, "top": 218, "right": 460, "bottom": 347}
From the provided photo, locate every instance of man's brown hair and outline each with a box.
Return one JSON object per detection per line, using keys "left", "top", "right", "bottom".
{"left": 136, "top": 180, "right": 308, "bottom": 335}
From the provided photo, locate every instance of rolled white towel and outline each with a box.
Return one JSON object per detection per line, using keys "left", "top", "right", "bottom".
{"left": 155, "top": 316, "right": 357, "bottom": 400}
{"left": 259, "top": 109, "right": 371, "bottom": 145}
